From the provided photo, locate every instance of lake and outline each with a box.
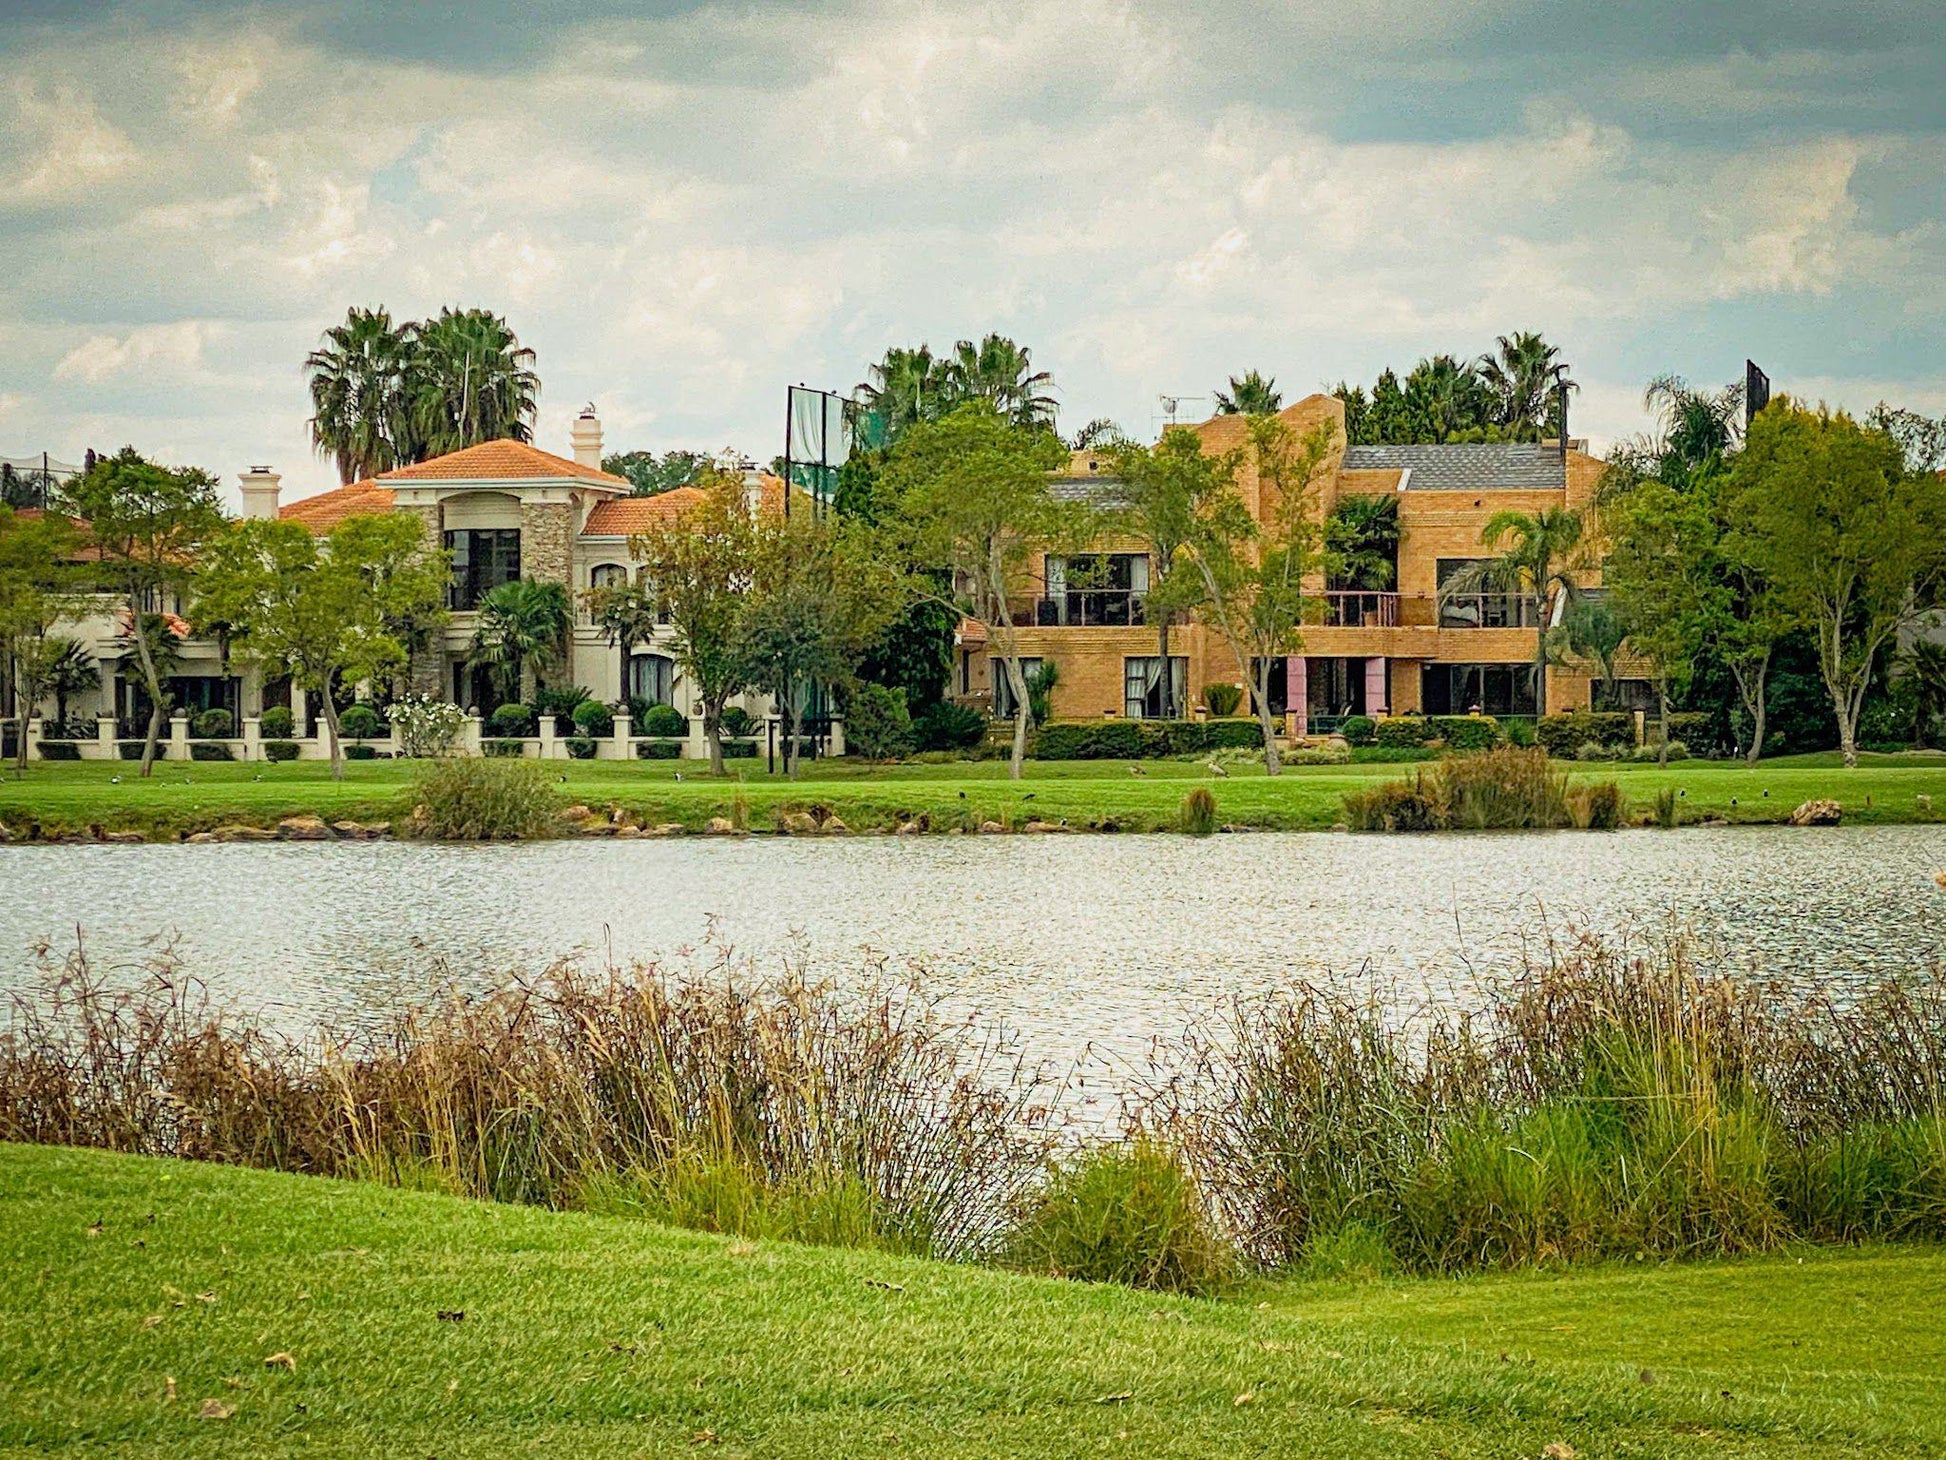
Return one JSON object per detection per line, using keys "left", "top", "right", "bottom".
{"left": 5, "top": 827, "right": 1943, "bottom": 1075}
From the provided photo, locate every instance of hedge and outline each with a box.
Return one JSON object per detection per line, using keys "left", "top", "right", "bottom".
{"left": 35, "top": 741, "right": 81, "bottom": 761}
{"left": 636, "top": 739, "right": 683, "bottom": 759}
{"left": 118, "top": 743, "right": 164, "bottom": 760}
{"left": 1030, "top": 718, "right": 1264, "bottom": 760}
{"left": 1429, "top": 715, "right": 1502, "bottom": 750}
{"left": 189, "top": 742, "right": 234, "bottom": 761}
{"left": 565, "top": 736, "right": 597, "bottom": 760}
{"left": 344, "top": 744, "right": 379, "bottom": 760}
{"left": 1341, "top": 715, "right": 1377, "bottom": 746}
{"left": 1373, "top": 716, "right": 1434, "bottom": 748}
{"left": 1536, "top": 711, "right": 1635, "bottom": 758}
{"left": 263, "top": 740, "right": 300, "bottom": 762}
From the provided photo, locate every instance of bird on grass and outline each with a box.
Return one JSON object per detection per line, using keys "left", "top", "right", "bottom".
{"left": 109, "top": 776, "right": 121, "bottom": 785}
{"left": 1206, "top": 761, "right": 1229, "bottom": 778}
{"left": 674, "top": 772, "right": 683, "bottom": 782}
{"left": 1023, "top": 792, "right": 1037, "bottom": 801}
{"left": 1128, "top": 764, "right": 1146, "bottom": 777}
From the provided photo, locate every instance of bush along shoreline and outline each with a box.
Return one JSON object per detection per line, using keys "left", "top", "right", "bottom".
{"left": 5, "top": 929, "right": 1943, "bottom": 1295}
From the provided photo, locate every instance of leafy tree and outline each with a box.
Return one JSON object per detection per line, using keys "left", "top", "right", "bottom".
{"left": 1403, "top": 355, "right": 1494, "bottom": 441}
{"left": 1902, "top": 640, "right": 1946, "bottom": 750}
{"left": 1868, "top": 405, "right": 1946, "bottom": 475}
{"left": 857, "top": 591, "right": 958, "bottom": 713}
{"left": 409, "top": 307, "right": 540, "bottom": 458}
{"left": 469, "top": 579, "right": 572, "bottom": 705}
{"left": 305, "top": 306, "right": 415, "bottom": 483}
{"left": 1553, "top": 596, "right": 1625, "bottom": 702}
{"left": 1323, "top": 495, "right": 1399, "bottom": 591}
{"left": 0, "top": 507, "right": 81, "bottom": 769}
{"left": 1477, "top": 331, "right": 1577, "bottom": 439}
{"left": 627, "top": 470, "right": 761, "bottom": 775}
{"left": 602, "top": 449, "right": 708, "bottom": 497}
{"left": 1214, "top": 370, "right": 1282, "bottom": 417}
{"left": 945, "top": 334, "right": 1057, "bottom": 430}
{"left": 44, "top": 636, "right": 99, "bottom": 728}
{"left": 879, "top": 406, "right": 1080, "bottom": 778}
{"left": 61, "top": 448, "right": 224, "bottom": 775}
{"left": 1602, "top": 482, "right": 1718, "bottom": 752}
{"left": 1440, "top": 507, "right": 1584, "bottom": 716}
{"left": 853, "top": 345, "right": 951, "bottom": 451}
{"left": 1067, "top": 418, "right": 1127, "bottom": 451}
{"left": 1178, "top": 415, "right": 1337, "bottom": 773}
{"left": 1730, "top": 400, "right": 1946, "bottom": 767}
{"left": 192, "top": 514, "right": 447, "bottom": 779}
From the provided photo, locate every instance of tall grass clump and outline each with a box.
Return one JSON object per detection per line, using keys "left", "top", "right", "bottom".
{"left": 1145, "top": 932, "right": 1946, "bottom": 1272}
{"left": 1568, "top": 780, "right": 1626, "bottom": 830}
{"left": 1343, "top": 746, "right": 1568, "bottom": 831}
{"left": 1002, "top": 1138, "right": 1234, "bottom": 1293}
{"left": 409, "top": 755, "right": 559, "bottom": 840}
{"left": 0, "top": 942, "right": 1061, "bottom": 1261}
{"left": 1180, "top": 786, "right": 1218, "bottom": 837}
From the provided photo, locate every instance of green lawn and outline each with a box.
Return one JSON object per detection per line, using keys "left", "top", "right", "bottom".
{"left": 3, "top": 1145, "right": 1943, "bottom": 1457}
{"left": 3, "top": 752, "right": 1945, "bottom": 839}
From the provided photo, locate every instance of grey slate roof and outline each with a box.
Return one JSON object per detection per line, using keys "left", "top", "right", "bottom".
{"left": 1048, "top": 474, "right": 1129, "bottom": 506}
{"left": 1341, "top": 443, "right": 1566, "bottom": 491}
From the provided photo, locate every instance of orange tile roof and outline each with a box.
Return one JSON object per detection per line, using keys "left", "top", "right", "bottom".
{"left": 377, "top": 438, "right": 628, "bottom": 487}
{"left": 280, "top": 480, "right": 396, "bottom": 533}
{"left": 581, "top": 487, "right": 708, "bottom": 536}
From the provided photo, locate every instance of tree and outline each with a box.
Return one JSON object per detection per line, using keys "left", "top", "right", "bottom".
{"left": 305, "top": 306, "right": 415, "bottom": 483}
{"left": 1214, "top": 371, "right": 1282, "bottom": 417}
{"left": 1178, "top": 414, "right": 1337, "bottom": 773}
{"left": 853, "top": 345, "right": 952, "bottom": 451}
{"left": 1403, "top": 355, "right": 1494, "bottom": 442}
{"left": 627, "top": 470, "right": 761, "bottom": 775}
{"left": 879, "top": 406, "right": 1079, "bottom": 777}
{"left": 191, "top": 513, "right": 447, "bottom": 780}
{"left": 1602, "top": 482, "right": 1718, "bottom": 752}
{"left": 1477, "top": 332, "right": 1577, "bottom": 439}
{"left": 1067, "top": 418, "right": 1126, "bottom": 451}
{"left": 1108, "top": 429, "right": 1231, "bottom": 720}
{"left": 1731, "top": 400, "right": 1946, "bottom": 767}
{"left": 469, "top": 579, "right": 572, "bottom": 705}
{"left": 1440, "top": 507, "right": 1584, "bottom": 716}
{"left": 944, "top": 335, "right": 1058, "bottom": 430}
{"left": 409, "top": 307, "right": 540, "bottom": 458}
{"left": 1903, "top": 640, "right": 1946, "bottom": 750}
{"left": 1868, "top": 405, "right": 1946, "bottom": 475}
{"left": 583, "top": 575, "right": 662, "bottom": 706}
{"left": 1552, "top": 596, "right": 1625, "bottom": 703}
{"left": 44, "top": 637, "right": 98, "bottom": 729}
{"left": 61, "top": 448, "right": 224, "bottom": 776}
{"left": 1323, "top": 495, "right": 1399, "bottom": 591}
{"left": 602, "top": 449, "right": 709, "bottom": 497}
{"left": 0, "top": 507, "right": 80, "bottom": 770}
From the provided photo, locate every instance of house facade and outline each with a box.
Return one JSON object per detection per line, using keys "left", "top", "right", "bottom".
{"left": 961, "top": 393, "right": 1618, "bottom": 730}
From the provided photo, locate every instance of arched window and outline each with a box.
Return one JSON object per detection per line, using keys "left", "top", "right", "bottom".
{"left": 590, "top": 563, "right": 627, "bottom": 590}
{"left": 628, "top": 653, "right": 675, "bottom": 707}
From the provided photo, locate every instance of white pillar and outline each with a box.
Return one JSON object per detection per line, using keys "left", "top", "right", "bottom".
{"left": 684, "top": 714, "right": 710, "bottom": 761}
{"left": 828, "top": 717, "right": 845, "bottom": 757}
{"left": 242, "top": 715, "right": 262, "bottom": 762}
{"left": 25, "top": 716, "right": 43, "bottom": 760}
{"left": 537, "top": 713, "right": 558, "bottom": 759}
{"left": 462, "top": 712, "right": 483, "bottom": 756}
{"left": 605, "top": 710, "right": 632, "bottom": 760}
{"left": 96, "top": 715, "right": 116, "bottom": 759}
{"left": 169, "top": 712, "right": 191, "bottom": 759}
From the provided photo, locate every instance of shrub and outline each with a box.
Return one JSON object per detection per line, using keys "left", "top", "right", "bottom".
{"left": 913, "top": 700, "right": 987, "bottom": 753}
{"left": 636, "top": 739, "right": 683, "bottom": 759}
{"left": 1342, "top": 773, "right": 1443, "bottom": 831}
{"left": 258, "top": 706, "right": 294, "bottom": 738}
{"left": 189, "top": 742, "right": 234, "bottom": 761}
{"left": 1568, "top": 781, "right": 1626, "bottom": 830}
{"left": 1439, "top": 746, "right": 1568, "bottom": 829}
{"left": 1662, "top": 740, "right": 1691, "bottom": 762}
{"left": 338, "top": 704, "right": 383, "bottom": 740}
{"left": 117, "top": 743, "right": 164, "bottom": 760}
{"left": 410, "top": 755, "right": 558, "bottom": 840}
{"left": 35, "top": 741, "right": 80, "bottom": 761}
{"left": 263, "top": 740, "right": 299, "bottom": 762}
{"left": 565, "top": 736, "right": 597, "bottom": 760}
{"left": 846, "top": 683, "right": 914, "bottom": 761}
{"left": 1180, "top": 786, "right": 1218, "bottom": 836}
{"left": 344, "top": 744, "right": 379, "bottom": 760}
{"left": 639, "top": 703, "right": 687, "bottom": 738}
{"left": 1339, "top": 715, "right": 1377, "bottom": 746}
{"left": 1537, "top": 711, "right": 1635, "bottom": 759}
{"left": 191, "top": 708, "right": 234, "bottom": 740}
{"left": 721, "top": 739, "right": 758, "bottom": 759}
{"left": 1350, "top": 745, "right": 1437, "bottom": 763}
{"left": 1002, "top": 1141, "right": 1233, "bottom": 1294}
{"left": 1428, "top": 714, "right": 1501, "bottom": 750}
{"left": 1030, "top": 718, "right": 1263, "bottom": 760}
{"left": 1025, "top": 660, "right": 1060, "bottom": 725}
{"left": 1652, "top": 786, "right": 1681, "bottom": 828}
{"left": 484, "top": 738, "right": 526, "bottom": 757}
{"left": 533, "top": 685, "right": 591, "bottom": 721}
{"left": 721, "top": 706, "right": 754, "bottom": 738}
{"left": 1503, "top": 717, "right": 1536, "bottom": 748}
{"left": 1202, "top": 682, "right": 1243, "bottom": 717}
{"left": 1373, "top": 715, "right": 1434, "bottom": 748}
{"left": 1575, "top": 740, "right": 1615, "bottom": 761}
{"left": 487, "top": 703, "right": 535, "bottom": 738}
{"left": 390, "top": 696, "right": 466, "bottom": 758}
{"left": 1286, "top": 743, "right": 1351, "bottom": 765}
{"left": 571, "top": 699, "right": 614, "bottom": 738}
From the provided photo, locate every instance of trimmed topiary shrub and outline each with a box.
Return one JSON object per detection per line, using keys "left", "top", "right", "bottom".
{"left": 1373, "top": 715, "right": 1434, "bottom": 748}
{"left": 189, "top": 742, "right": 234, "bottom": 761}
{"left": 565, "top": 735, "right": 597, "bottom": 759}
{"left": 913, "top": 700, "right": 987, "bottom": 753}
{"left": 191, "top": 708, "right": 234, "bottom": 740}
{"left": 1429, "top": 714, "right": 1501, "bottom": 750}
{"left": 1340, "top": 715, "right": 1377, "bottom": 746}
{"left": 118, "top": 742, "right": 164, "bottom": 760}
{"left": 636, "top": 739, "right": 683, "bottom": 759}
{"left": 487, "top": 703, "right": 535, "bottom": 738}
{"left": 35, "top": 741, "right": 81, "bottom": 761}
{"left": 258, "top": 705, "right": 294, "bottom": 739}
{"left": 639, "top": 703, "right": 687, "bottom": 738}
{"left": 263, "top": 740, "right": 299, "bottom": 762}
{"left": 845, "top": 683, "right": 913, "bottom": 760}
{"left": 344, "top": 744, "right": 379, "bottom": 760}
{"left": 572, "top": 699, "right": 614, "bottom": 738}
{"left": 338, "top": 704, "right": 383, "bottom": 740}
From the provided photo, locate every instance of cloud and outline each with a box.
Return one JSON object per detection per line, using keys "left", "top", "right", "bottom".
{"left": 9, "top": 81, "right": 138, "bottom": 196}
{"left": 54, "top": 322, "right": 220, "bottom": 384}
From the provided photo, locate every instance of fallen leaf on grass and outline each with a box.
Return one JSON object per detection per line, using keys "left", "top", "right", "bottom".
{"left": 1093, "top": 1392, "right": 1133, "bottom": 1405}
{"left": 86, "top": 1220, "right": 103, "bottom": 1239}
{"left": 863, "top": 1279, "right": 904, "bottom": 1292}
{"left": 1234, "top": 1392, "right": 1256, "bottom": 1407}
{"left": 194, "top": 1291, "right": 218, "bottom": 1305}
{"left": 436, "top": 1310, "right": 465, "bottom": 1323}
{"left": 264, "top": 1353, "right": 297, "bottom": 1373}
{"left": 197, "top": 1399, "right": 234, "bottom": 1421}
{"left": 690, "top": 1429, "right": 718, "bottom": 1446}
{"left": 1541, "top": 1445, "right": 1576, "bottom": 1459}
{"left": 140, "top": 1315, "right": 163, "bottom": 1332}
{"left": 164, "top": 1377, "right": 177, "bottom": 1404}
{"left": 222, "top": 1377, "right": 251, "bottom": 1391}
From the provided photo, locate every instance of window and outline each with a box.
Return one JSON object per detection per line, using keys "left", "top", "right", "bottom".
{"left": 992, "top": 657, "right": 1042, "bottom": 719}
{"left": 444, "top": 528, "right": 521, "bottom": 610}
{"left": 1040, "top": 553, "right": 1149, "bottom": 626}
{"left": 1123, "top": 655, "right": 1186, "bottom": 719}
{"left": 589, "top": 562, "right": 627, "bottom": 589}
{"left": 1593, "top": 678, "right": 1657, "bottom": 713}
{"left": 628, "top": 653, "right": 676, "bottom": 707}
{"left": 1437, "top": 558, "right": 1535, "bottom": 628}
{"left": 1421, "top": 663, "right": 1538, "bottom": 717}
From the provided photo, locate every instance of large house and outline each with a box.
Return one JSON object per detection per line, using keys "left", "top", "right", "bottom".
{"left": 960, "top": 393, "right": 1622, "bottom": 729}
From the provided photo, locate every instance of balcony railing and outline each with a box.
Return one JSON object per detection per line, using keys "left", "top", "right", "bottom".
{"left": 1034, "top": 590, "right": 1148, "bottom": 627}
{"left": 1321, "top": 591, "right": 1399, "bottom": 627}
{"left": 1439, "top": 592, "right": 1540, "bottom": 629}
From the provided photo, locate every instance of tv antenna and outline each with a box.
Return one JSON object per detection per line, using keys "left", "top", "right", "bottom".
{"left": 1157, "top": 393, "right": 1207, "bottom": 427}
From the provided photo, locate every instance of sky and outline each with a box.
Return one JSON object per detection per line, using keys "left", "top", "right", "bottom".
{"left": 0, "top": 0, "right": 1941, "bottom": 507}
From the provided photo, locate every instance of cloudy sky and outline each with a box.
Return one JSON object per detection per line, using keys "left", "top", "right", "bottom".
{"left": 1, "top": 0, "right": 1941, "bottom": 506}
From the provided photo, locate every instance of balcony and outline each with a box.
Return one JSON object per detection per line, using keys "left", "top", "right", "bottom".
{"left": 1439, "top": 592, "right": 1540, "bottom": 630}
{"left": 1033, "top": 590, "right": 1148, "bottom": 628}
{"left": 1321, "top": 591, "right": 1399, "bottom": 628}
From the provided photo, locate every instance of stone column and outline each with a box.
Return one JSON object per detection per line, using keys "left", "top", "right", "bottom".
{"left": 684, "top": 715, "right": 710, "bottom": 761}
{"left": 1365, "top": 657, "right": 1389, "bottom": 716}
{"left": 519, "top": 502, "right": 574, "bottom": 588}
{"left": 401, "top": 503, "right": 446, "bottom": 698}
{"left": 537, "top": 713, "right": 558, "bottom": 760}
{"left": 605, "top": 710, "right": 632, "bottom": 761}
{"left": 462, "top": 712, "right": 483, "bottom": 757}
{"left": 169, "top": 712, "right": 190, "bottom": 759}
{"left": 242, "top": 715, "right": 262, "bottom": 762}
{"left": 25, "top": 716, "right": 43, "bottom": 760}
{"left": 1287, "top": 655, "right": 1308, "bottom": 737}
{"left": 827, "top": 718, "right": 846, "bottom": 757}
{"left": 96, "top": 715, "right": 116, "bottom": 760}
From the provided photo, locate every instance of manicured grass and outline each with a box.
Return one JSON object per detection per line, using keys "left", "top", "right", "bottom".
{"left": 3, "top": 1145, "right": 1943, "bottom": 1457}
{"left": 2, "top": 751, "right": 1945, "bottom": 839}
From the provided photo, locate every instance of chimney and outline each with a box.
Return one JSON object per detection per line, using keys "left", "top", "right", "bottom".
{"left": 571, "top": 404, "right": 603, "bottom": 470}
{"left": 239, "top": 465, "right": 282, "bottom": 521}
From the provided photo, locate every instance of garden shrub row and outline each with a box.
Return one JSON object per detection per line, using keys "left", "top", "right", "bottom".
{"left": 1372, "top": 714, "right": 1503, "bottom": 750}
{"left": 1030, "top": 718, "right": 1264, "bottom": 760}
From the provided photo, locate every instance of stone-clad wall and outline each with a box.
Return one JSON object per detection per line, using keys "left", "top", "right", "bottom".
{"left": 400, "top": 503, "right": 445, "bottom": 697}
{"left": 521, "top": 502, "right": 574, "bottom": 587}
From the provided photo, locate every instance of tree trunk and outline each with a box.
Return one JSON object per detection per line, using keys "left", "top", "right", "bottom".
{"left": 128, "top": 603, "right": 167, "bottom": 779}
{"left": 1731, "top": 648, "right": 1771, "bottom": 766}
{"left": 1003, "top": 654, "right": 1031, "bottom": 780}
{"left": 317, "top": 679, "right": 347, "bottom": 781}
{"left": 1255, "top": 657, "right": 1283, "bottom": 776}
{"left": 1533, "top": 601, "right": 1549, "bottom": 717}
{"left": 1155, "top": 608, "right": 1174, "bottom": 720}
{"left": 13, "top": 709, "right": 27, "bottom": 773}
{"left": 704, "top": 700, "right": 725, "bottom": 776}
{"left": 1831, "top": 678, "right": 1860, "bottom": 769}
{"left": 1656, "top": 678, "right": 1671, "bottom": 767}
{"left": 783, "top": 679, "right": 803, "bottom": 778}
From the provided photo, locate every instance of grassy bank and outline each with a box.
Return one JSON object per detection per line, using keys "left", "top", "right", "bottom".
{"left": 6, "top": 1143, "right": 1946, "bottom": 1458}
{"left": 3, "top": 751, "right": 1945, "bottom": 840}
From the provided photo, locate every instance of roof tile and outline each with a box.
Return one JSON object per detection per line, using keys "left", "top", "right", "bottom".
{"left": 376, "top": 439, "right": 628, "bottom": 487}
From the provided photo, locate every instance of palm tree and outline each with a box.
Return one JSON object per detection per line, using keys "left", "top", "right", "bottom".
{"left": 44, "top": 636, "right": 98, "bottom": 729}
{"left": 305, "top": 306, "right": 415, "bottom": 482}
{"left": 1323, "top": 494, "right": 1399, "bottom": 590}
{"left": 853, "top": 346, "right": 949, "bottom": 449}
{"left": 1214, "top": 370, "right": 1282, "bottom": 416}
{"left": 1642, "top": 374, "right": 1743, "bottom": 481}
{"left": 1403, "top": 355, "right": 1491, "bottom": 441}
{"left": 1554, "top": 595, "right": 1625, "bottom": 702}
{"left": 469, "top": 579, "right": 571, "bottom": 704}
{"left": 1439, "top": 507, "right": 1584, "bottom": 715}
{"left": 409, "top": 307, "right": 540, "bottom": 458}
{"left": 945, "top": 334, "right": 1057, "bottom": 430}
{"left": 1905, "top": 639, "right": 1946, "bottom": 750}
{"left": 1477, "top": 332, "right": 1577, "bottom": 440}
